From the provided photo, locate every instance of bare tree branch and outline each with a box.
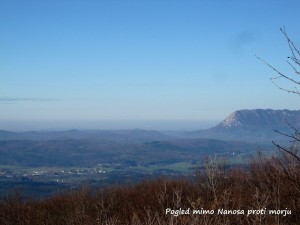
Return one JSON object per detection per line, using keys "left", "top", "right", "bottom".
{"left": 257, "top": 27, "right": 300, "bottom": 99}
{"left": 272, "top": 141, "right": 300, "bottom": 162}
{"left": 281, "top": 27, "right": 300, "bottom": 61}
{"left": 256, "top": 55, "right": 300, "bottom": 86}
{"left": 269, "top": 78, "right": 300, "bottom": 96}
{"left": 274, "top": 129, "right": 300, "bottom": 142}
{"left": 258, "top": 28, "right": 300, "bottom": 162}
{"left": 287, "top": 60, "right": 300, "bottom": 75}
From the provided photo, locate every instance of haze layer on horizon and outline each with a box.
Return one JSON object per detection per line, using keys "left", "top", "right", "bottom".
{"left": 0, "top": 119, "right": 218, "bottom": 132}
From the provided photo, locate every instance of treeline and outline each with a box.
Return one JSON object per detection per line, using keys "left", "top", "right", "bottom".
{"left": 0, "top": 151, "right": 299, "bottom": 225}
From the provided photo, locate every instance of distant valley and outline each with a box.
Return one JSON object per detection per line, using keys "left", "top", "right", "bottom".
{"left": 0, "top": 108, "right": 297, "bottom": 198}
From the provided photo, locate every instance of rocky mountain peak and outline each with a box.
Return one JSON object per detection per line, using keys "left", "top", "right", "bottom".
{"left": 218, "top": 109, "right": 300, "bottom": 129}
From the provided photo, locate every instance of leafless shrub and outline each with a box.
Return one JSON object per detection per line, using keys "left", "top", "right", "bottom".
{"left": 0, "top": 151, "right": 299, "bottom": 225}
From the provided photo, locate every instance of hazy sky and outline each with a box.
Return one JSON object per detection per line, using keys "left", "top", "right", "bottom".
{"left": 1, "top": 0, "right": 300, "bottom": 130}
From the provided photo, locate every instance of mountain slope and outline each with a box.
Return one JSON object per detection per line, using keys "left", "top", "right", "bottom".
{"left": 0, "top": 138, "right": 263, "bottom": 167}
{"left": 218, "top": 109, "right": 300, "bottom": 129}
{"left": 190, "top": 109, "right": 300, "bottom": 143}
{"left": 0, "top": 129, "right": 170, "bottom": 144}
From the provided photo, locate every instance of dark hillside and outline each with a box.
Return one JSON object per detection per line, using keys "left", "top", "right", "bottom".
{"left": 0, "top": 138, "right": 265, "bottom": 167}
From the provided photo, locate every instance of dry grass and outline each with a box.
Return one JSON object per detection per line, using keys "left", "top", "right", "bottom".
{"left": 1, "top": 150, "right": 299, "bottom": 225}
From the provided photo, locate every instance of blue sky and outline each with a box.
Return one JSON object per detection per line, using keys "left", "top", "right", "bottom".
{"left": 1, "top": 0, "right": 300, "bottom": 130}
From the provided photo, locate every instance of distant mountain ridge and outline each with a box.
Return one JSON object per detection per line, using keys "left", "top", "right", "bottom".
{"left": 218, "top": 109, "right": 300, "bottom": 129}
{"left": 190, "top": 109, "right": 300, "bottom": 143}
{"left": 0, "top": 129, "right": 170, "bottom": 143}
{"left": 1, "top": 109, "right": 299, "bottom": 144}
